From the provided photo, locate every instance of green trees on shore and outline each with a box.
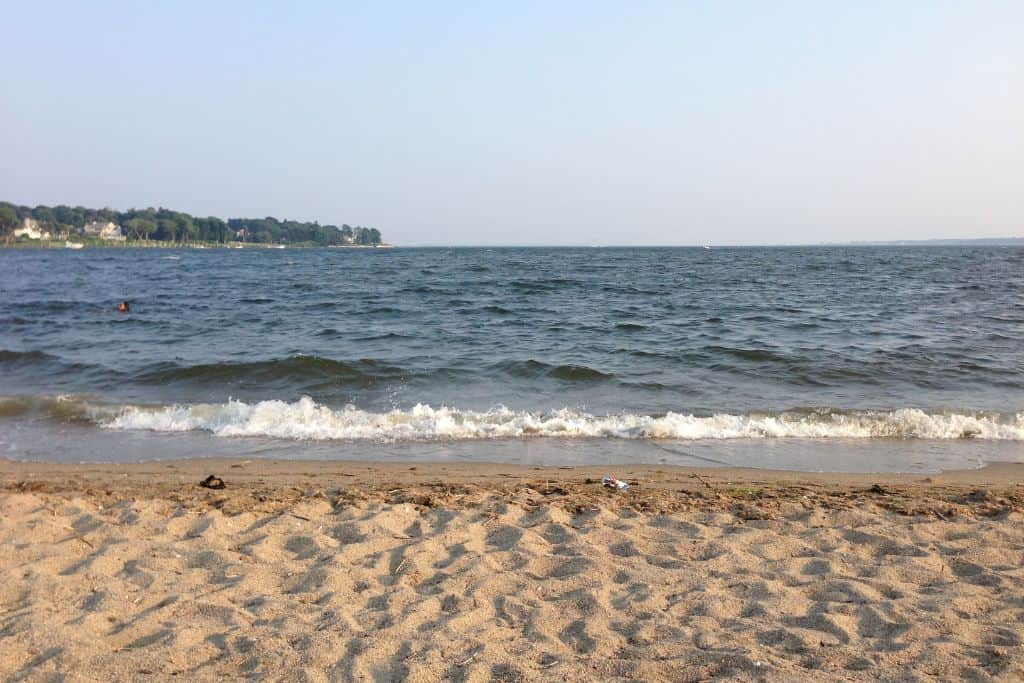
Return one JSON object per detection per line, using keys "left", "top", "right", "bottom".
{"left": 0, "top": 204, "right": 18, "bottom": 234}
{"left": 0, "top": 201, "right": 383, "bottom": 246}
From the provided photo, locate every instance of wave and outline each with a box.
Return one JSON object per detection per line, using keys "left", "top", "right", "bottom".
{"left": 703, "top": 345, "right": 793, "bottom": 363}
{"left": 0, "top": 395, "right": 121, "bottom": 423}
{"left": 508, "top": 278, "right": 580, "bottom": 292}
{"left": 0, "top": 349, "right": 102, "bottom": 378}
{"left": 133, "top": 355, "right": 406, "bottom": 387}
{"left": 0, "top": 349, "right": 57, "bottom": 364}
{"left": 8, "top": 300, "right": 93, "bottom": 313}
{"left": 490, "top": 359, "right": 614, "bottom": 382}
{"left": 350, "top": 332, "right": 414, "bottom": 342}
{"left": 96, "top": 398, "right": 1024, "bottom": 442}
{"left": 0, "top": 316, "right": 37, "bottom": 326}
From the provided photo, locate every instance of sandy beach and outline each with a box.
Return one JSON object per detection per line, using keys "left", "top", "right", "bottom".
{"left": 1, "top": 459, "right": 1022, "bottom": 681}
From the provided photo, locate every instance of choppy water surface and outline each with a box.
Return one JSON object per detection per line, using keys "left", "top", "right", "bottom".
{"left": 2, "top": 246, "right": 1023, "bottom": 471}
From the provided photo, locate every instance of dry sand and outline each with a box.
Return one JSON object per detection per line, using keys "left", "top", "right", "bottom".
{"left": 2, "top": 458, "right": 1024, "bottom": 681}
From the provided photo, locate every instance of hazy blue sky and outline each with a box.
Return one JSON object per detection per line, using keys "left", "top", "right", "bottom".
{"left": 2, "top": 1, "right": 1021, "bottom": 245}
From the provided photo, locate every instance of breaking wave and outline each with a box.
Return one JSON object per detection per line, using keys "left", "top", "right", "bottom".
{"left": 97, "top": 397, "right": 1024, "bottom": 442}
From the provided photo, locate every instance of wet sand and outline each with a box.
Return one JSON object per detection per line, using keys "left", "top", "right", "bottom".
{"left": 2, "top": 459, "right": 1023, "bottom": 681}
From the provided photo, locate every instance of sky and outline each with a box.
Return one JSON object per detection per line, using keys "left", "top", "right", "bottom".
{"left": 1, "top": 1, "right": 1022, "bottom": 246}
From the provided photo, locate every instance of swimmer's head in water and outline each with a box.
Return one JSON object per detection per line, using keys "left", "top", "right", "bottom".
{"left": 117, "top": 301, "right": 130, "bottom": 313}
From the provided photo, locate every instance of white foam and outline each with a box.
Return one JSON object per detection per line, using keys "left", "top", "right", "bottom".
{"left": 102, "top": 396, "right": 1024, "bottom": 442}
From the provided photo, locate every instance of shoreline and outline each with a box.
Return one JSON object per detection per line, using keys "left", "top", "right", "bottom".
{"left": 0, "top": 241, "right": 394, "bottom": 249}
{"left": 4, "top": 458, "right": 1023, "bottom": 517}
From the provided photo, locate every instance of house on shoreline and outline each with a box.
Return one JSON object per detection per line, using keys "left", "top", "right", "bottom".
{"left": 82, "top": 221, "right": 126, "bottom": 241}
{"left": 14, "top": 218, "right": 52, "bottom": 240}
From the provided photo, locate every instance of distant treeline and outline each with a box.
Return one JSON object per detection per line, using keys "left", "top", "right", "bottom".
{"left": 0, "top": 201, "right": 382, "bottom": 245}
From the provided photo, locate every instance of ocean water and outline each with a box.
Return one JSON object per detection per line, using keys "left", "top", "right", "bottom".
{"left": 2, "top": 246, "right": 1023, "bottom": 472}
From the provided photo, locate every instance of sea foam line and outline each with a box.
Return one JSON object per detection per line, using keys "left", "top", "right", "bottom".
{"left": 101, "top": 396, "right": 1024, "bottom": 442}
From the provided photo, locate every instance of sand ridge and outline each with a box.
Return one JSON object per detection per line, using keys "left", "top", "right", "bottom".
{"left": 2, "top": 461, "right": 1024, "bottom": 681}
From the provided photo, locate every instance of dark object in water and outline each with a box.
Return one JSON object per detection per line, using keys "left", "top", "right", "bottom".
{"left": 117, "top": 301, "right": 130, "bottom": 313}
{"left": 199, "top": 475, "right": 225, "bottom": 490}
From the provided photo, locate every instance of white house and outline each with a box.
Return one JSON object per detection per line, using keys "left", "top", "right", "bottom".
{"left": 82, "top": 221, "right": 126, "bottom": 241}
{"left": 14, "top": 218, "right": 51, "bottom": 240}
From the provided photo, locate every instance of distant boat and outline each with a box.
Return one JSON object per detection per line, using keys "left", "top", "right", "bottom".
{"left": 703, "top": 245, "right": 711, "bottom": 250}
{"left": 65, "top": 241, "right": 83, "bottom": 249}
